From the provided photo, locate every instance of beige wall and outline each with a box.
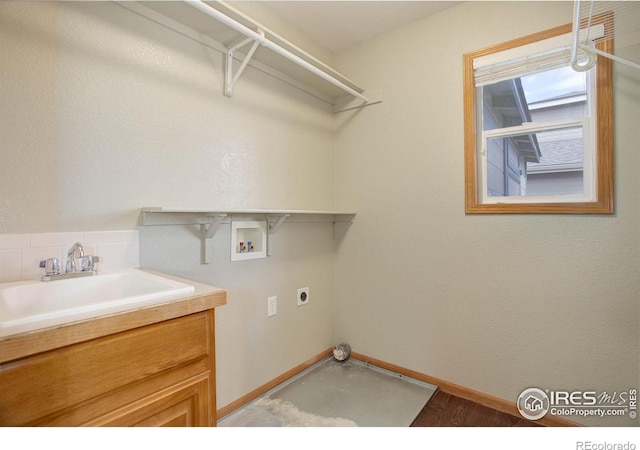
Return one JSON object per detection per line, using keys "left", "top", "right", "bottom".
{"left": 333, "top": 1, "right": 640, "bottom": 426}
{"left": 0, "top": 1, "right": 337, "bottom": 409}
{"left": 2, "top": 1, "right": 638, "bottom": 426}
{"left": 0, "top": 1, "right": 336, "bottom": 233}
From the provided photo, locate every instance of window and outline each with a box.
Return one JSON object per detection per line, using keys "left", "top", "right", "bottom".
{"left": 464, "top": 22, "right": 613, "bottom": 214}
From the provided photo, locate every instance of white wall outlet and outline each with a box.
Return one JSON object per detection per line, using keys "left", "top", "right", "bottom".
{"left": 297, "top": 287, "right": 309, "bottom": 307}
{"left": 267, "top": 296, "right": 277, "bottom": 317}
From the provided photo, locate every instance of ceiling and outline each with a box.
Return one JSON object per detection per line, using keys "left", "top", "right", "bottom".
{"left": 260, "top": 1, "right": 463, "bottom": 52}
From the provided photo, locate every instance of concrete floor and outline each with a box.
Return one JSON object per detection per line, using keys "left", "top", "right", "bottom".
{"left": 218, "top": 357, "right": 437, "bottom": 427}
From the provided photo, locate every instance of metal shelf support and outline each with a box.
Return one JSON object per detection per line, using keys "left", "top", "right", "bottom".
{"left": 226, "top": 32, "right": 263, "bottom": 96}
{"left": 266, "top": 213, "right": 290, "bottom": 256}
{"left": 200, "top": 213, "right": 227, "bottom": 264}
{"left": 267, "top": 213, "right": 290, "bottom": 234}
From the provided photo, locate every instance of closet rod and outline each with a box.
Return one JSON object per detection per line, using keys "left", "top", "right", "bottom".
{"left": 184, "top": 0, "right": 369, "bottom": 102}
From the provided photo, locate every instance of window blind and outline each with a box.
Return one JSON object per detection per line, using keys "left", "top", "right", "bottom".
{"left": 474, "top": 46, "right": 573, "bottom": 86}
{"left": 473, "top": 25, "right": 604, "bottom": 87}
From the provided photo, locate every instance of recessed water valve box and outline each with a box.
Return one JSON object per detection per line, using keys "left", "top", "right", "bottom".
{"left": 231, "top": 221, "right": 267, "bottom": 261}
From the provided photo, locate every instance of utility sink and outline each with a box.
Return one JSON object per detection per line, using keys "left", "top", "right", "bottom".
{"left": 0, "top": 269, "right": 195, "bottom": 338}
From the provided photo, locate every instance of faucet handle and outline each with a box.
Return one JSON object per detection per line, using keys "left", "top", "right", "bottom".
{"left": 80, "top": 255, "right": 100, "bottom": 272}
{"left": 39, "top": 258, "right": 61, "bottom": 276}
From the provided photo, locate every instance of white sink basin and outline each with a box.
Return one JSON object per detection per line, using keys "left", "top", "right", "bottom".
{"left": 0, "top": 269, "right": 195, "bottom": 338}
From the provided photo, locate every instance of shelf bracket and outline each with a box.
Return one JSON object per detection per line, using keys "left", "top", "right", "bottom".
{"left": 266, "top": 213, "right": 290, "bottom": 256}
{"left": 200, "top": 213, "right": 227, "bottom": 264}
{"left": 225, "top": 30, "right": 264, "bottom": 97}
{"left": 333, "top": 213, "right": 355, "bottom": 241}
{"left": 267, "top": 213, "right": 290, "bottom": 234}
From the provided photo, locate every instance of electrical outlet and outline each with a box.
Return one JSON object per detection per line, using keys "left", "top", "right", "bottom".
{"left": 297, "top": 287, "right": 309, "bottom": 307}
{"left": 267, "top": 296, "right": 277, "bottom": 317}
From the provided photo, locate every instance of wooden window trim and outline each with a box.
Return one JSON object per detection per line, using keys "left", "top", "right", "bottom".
{"left": 463, "top": 21, "right": 614, "bottom": 214}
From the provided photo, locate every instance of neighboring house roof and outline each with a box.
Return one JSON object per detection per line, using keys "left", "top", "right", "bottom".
{"left": 527, "top": 91, "right": 588, "bottom": 111}
{"left": 485, "top": 78, "right": 587, "bottom": 171}
{"left": 527, "top": 138, "right": 583, "bottom": 174}
{"left": 485, "top": 78, "right": 541, "bottom": 163}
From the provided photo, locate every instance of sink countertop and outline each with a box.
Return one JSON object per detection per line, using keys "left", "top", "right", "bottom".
{"left": 0, "top": 269, "right": 226, "bottom": 364}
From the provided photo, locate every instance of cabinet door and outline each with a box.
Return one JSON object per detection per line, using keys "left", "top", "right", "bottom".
{"left": 85, "top": 372, "right": 213, "bottom": 427}
{"left": 0, "top": 310, "right": 216, "bottom": 426}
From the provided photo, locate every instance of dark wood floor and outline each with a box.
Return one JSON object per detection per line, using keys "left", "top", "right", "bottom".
{"left": 410, "top": 391, "right": 540, "bottom": 427}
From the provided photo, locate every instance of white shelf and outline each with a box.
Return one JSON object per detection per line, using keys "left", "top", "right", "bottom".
{"left": 141, "top": 207, "right": 356, "bottom": 224}
{"left": 141, "top": 207, "right": 356, "bottom": 264}
{"left": 118, "top": 1, "right": 382, "bottom": 109}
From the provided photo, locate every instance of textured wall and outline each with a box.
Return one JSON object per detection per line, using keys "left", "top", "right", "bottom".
{"left": 2, "top": 1, "right": 638, "bottom": 426}
{"left": 333, "top": 1, "right": 640, "bottom": 426}
{"left": 0, "top": 1, "right": 337, "bottom": 409}
{"left": 0, "top": 2, "right": 335, "bottom": 233}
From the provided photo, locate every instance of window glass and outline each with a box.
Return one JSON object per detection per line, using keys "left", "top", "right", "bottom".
{"left": 484, "top": 126, "right": 586, "bottom": 198}
{"left": 463, "top": 23, "right": 613, "bottom": 214}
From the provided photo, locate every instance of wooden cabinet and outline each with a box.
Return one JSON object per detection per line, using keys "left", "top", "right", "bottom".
{"left": 0, "top": 309, "right": 217, "bottom": 426}
{"left": 87, "top": 372, "right": 212, "bottom": 427}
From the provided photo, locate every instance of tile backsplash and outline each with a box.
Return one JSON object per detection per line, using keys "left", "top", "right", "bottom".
{"left": 0, "top": 230, "right": 139, "bottom": 282}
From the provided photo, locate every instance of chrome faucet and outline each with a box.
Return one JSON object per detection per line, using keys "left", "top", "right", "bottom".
{"left": 39, "top": 242, "right": 100, "bottom": 281}
{"left": 66, "top": 242, "right": 85, "bottom": 273}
